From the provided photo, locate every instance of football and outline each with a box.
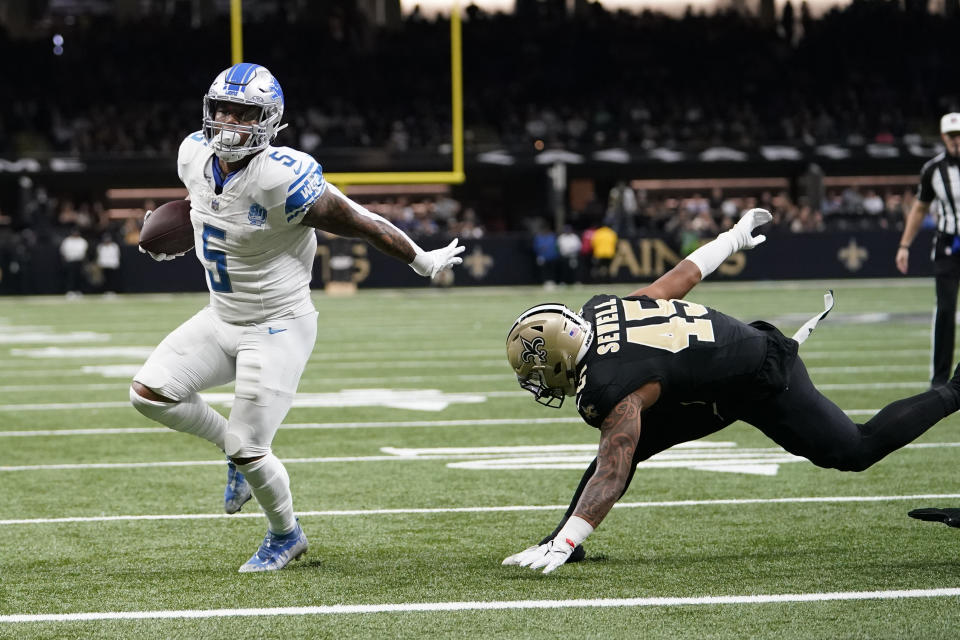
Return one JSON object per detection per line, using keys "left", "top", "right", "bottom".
{"left": 139, "top": 200, "right": 195, "bottom": 255}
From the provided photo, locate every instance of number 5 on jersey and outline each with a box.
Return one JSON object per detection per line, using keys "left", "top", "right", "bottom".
{"left": 202, "top": 223, "right": 233, "bottom": 293}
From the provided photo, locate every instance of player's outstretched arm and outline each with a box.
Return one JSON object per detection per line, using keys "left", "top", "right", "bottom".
{"left": 628, "top": 207, "right": 772, "bottom": 300}
{"left": 503, "top": 385, "right": 657, "bottom": 575}
{"left": 301, "top": 185, "right": 464, "bottom": 278}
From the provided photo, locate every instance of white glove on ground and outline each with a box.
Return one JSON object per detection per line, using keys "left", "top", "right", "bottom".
{"left": 502, "top": 545, "right": 541, "bottom": 566}
{"left": 503, "top": 538, "right": 576, "bottom": 575}
{"left": 409, "top": 238, "right": 465, "bottom": 278}
{"left": 138, "top": 209, "right": 187, "bottom": 261}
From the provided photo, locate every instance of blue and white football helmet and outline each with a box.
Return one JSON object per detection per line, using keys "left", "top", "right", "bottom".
{"left": 203, "top": 63, "right": 286, "bottom": 162}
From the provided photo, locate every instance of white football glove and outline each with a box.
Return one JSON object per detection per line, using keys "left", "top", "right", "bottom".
{"left": 728, "top": 207, "right": 773, "bottom": 252}
{"left": 138, "top": 245, "right": 185, "bottom": 261}
{"left": 409, "top": 238, "right": 465, "bottom": 278}
{"left": 502, "top": 545, "right": 541, "bottom": 566}
{"left": 138, "top": 209, "right": 187, "bottom": 261}
{"left": 502, "top": 537, "right": 575, "bottom": 575}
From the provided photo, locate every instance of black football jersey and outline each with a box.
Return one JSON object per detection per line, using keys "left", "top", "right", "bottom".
{"left": 574, "top": 294, "right": 788, "bottom": 428}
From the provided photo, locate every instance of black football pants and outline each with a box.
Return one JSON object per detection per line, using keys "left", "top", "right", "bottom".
{"left": 737, "top": 355, "right": 959, "bottom": 472}
{"left": 932, "top": 272, "right": 960, "bottom": 386}
{"left": 930, "top": 233, "right": 960, "bottom": 386}
{"left": 544, "top": 356, "right": 960, "bottom": 541}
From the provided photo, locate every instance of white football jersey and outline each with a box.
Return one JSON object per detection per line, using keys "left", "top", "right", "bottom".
{"left": 177, "top": 131, "right": 325, "bottom": 324}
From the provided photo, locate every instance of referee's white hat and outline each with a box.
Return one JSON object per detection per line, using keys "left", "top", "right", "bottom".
{"left": 941, "top": 113, "right": 960, "bottom": 134}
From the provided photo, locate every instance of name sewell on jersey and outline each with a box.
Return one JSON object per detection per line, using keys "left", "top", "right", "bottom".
{"left": 177, "top": 131, "right": 326, "bottom": 324}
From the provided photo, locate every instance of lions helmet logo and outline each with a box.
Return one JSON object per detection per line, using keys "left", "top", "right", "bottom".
{"left": 520, "top": 336, "right": 547, "bottom": 364}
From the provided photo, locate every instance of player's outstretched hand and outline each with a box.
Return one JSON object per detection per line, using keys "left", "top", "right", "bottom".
{"left": 730, "top": 207, "right": 773, "bottom": 251}
{"left": 908, "top": 507, "right": 960, "bottom": 528}
{"left": 410, "top": 238, "right": 465, "bottom": 278}
{"left": 502, "top": 538, "right": 575, "bottom": 575}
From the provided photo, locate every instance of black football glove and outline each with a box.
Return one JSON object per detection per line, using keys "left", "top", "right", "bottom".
{"left": 908, "top": 507, "right": 960, "bottom": 528}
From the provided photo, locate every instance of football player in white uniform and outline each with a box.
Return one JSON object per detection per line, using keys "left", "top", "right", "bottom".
{"left": 129, "top": 63, "right": 464, "bottom": 572}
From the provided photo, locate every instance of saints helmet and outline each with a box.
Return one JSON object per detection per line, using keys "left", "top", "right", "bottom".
{"left": 203, "top": 63, "right": 287, "bottom": 162}
{"left": 506, "top": 303, "right": 592, "bottom": 408}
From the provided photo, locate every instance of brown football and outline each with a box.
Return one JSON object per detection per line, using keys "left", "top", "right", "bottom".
{"left": 139, "top": 200, "right": 195, "bottom": 255}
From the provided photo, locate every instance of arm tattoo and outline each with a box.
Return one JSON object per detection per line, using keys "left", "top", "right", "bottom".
{"left": 301, "top": 190, "right": 416, "bottom": 263}
{"left": 573, "top": 392, "right": 642, "bottom": 527}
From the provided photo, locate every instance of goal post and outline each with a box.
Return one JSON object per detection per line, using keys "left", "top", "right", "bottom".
{"left": 230, "top": 1, "right": 465, "bottom": 189}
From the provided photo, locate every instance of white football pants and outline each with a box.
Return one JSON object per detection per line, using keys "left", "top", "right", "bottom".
{"left": 133, "top": 306, "right": 318, "bottom": 458}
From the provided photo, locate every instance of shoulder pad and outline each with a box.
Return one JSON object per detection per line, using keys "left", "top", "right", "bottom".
{"left": 178, "top": 131, "right": 209, "bottom": 168}
{"left": 256, "top": 146, "right": 321, "bottom": 191}
{"left": 257, "top": 146, "right": 327, "bottom": 223}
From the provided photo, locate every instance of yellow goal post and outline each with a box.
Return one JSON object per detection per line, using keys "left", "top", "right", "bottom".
{"left": 230, "top": 0, "right": 465, "bottom": 189}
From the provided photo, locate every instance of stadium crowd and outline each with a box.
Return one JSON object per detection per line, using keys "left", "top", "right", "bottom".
{"left": 2, "top": 0, "right": 959, "bottom": 156}
{"left": 0, "top": 0, "right": 955, "bottom": 293}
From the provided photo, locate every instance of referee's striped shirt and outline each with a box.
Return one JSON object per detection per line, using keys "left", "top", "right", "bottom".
{"left": 919, "top": 152, "right": 960, "bottom": 234}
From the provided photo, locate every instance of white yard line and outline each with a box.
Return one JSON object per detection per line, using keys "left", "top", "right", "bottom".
{"left": 4, "top": 588, "right": 960, "bottom": 623}
{"left": 4, "top": 493, "right": 960, "bottom": 527}
{"left": 3, "top": 383, "right": 932, "bottom": 413}
{"left": 816, "top": 382, "right": 928, "bottom": 390}
{"left": 5, "top": 439, "right": 960, "bottom": 474}
{"left": 0, "top": 374, "right": 509, "bottom": 392}
{"left": 0, "top": 453, "right": 561, "bottom": 472}
{"left": 801, "top": 349, "right": 930, "bottom": 358}
{"left": 0, "top": 369, "right": 934, "bottom": 392}
{"left": 0, "top": 383, "right": 123, "bottom": 392}
{"left": 805, "top": 365, "right": 928, "bottom": 373}
{"left": 0, "top": 417, "right": 584, "bottom": 437}
{"left": 0, "top": 391, "right": 530, "bottom": 411}
{"left": 0, "top": 407, "right": 944, "bottom": 436}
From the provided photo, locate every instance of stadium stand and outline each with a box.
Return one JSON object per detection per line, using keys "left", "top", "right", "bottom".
{"left": 0, "top": 0, "right": 957, "bottom": 292}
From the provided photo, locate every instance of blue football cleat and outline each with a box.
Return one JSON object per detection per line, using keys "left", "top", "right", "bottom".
{"left": 238, "top": 522, "right": 308, "bottom": 573}
{"left": 224, "top": 459, "right": 252, "bottom": 514}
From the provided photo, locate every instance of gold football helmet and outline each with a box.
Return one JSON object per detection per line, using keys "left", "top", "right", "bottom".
{"left": 506, "top": 303, "right": 592, "bottom": 407}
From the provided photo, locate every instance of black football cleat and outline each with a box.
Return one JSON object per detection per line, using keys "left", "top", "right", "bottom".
{"left": 908, "top": 508, "right": 960, "bottom": 528}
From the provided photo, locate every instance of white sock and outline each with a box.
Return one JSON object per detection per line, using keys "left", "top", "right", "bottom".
{"left": 129, "top": 388, "right": 227, "bottom": 450}
{"left": 237, "top": 453, "right": 296, "bottom": 535}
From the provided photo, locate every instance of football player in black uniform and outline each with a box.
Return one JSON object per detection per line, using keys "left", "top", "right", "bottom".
{"left": 503, "top": 208, "right": 960, "bottom": 575}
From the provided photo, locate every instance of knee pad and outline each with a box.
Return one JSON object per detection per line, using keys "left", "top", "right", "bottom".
{"left": 133, "top": 360, "right": 186, "bottom": 402}
{"left": 224, "top": 395, "right": 291, "bottom": 458}
{"left": 129, "top": 386, "right": 177, "bottom": 422}
{"left": 130, "top": 387, "right": 227, "bottom": 450}
{"left": 224, "top": 419, "right": 269, "bottom": 459}
{"left": 822, "top": 447, "right": 871, "bottom": 473}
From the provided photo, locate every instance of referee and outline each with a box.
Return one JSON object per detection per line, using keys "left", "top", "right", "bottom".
{"left": 897, "top": 112, "right": 960, "bottom": 387}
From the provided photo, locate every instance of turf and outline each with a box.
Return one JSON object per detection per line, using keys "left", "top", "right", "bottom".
{"left": 2, "top": 279, "right": 960, "bottom": 639}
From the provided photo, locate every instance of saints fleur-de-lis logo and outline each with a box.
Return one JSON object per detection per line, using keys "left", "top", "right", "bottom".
{"left": 520, "top": 336, "right": 547, "bottom": 364}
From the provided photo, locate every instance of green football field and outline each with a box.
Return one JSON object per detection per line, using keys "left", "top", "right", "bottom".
{"left": 3, "top": 279, "right": 960, "bottom": 639}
